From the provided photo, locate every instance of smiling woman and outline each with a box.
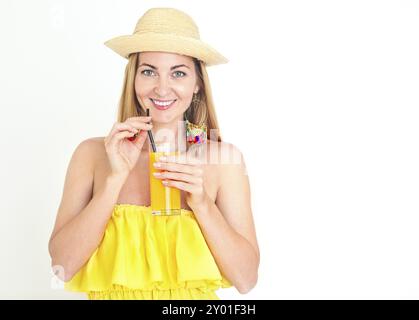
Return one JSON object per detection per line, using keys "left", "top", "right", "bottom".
{"left": 138, "top": 61, "right": 191, "bottom": 110}
{"left": 135, "top": 52, "right": 200, "bottom": 123}
{"left": 48, "top": 7, "right": 259, "bottom": 300}
{"left": 118, "top": 50, "right": 221, "bottom": 143}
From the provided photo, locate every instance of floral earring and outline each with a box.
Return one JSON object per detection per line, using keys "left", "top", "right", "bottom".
{"left": 185, "top": 93, "right": 207, "bottom": 146}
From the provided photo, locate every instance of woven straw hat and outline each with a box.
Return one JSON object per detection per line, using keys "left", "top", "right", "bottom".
{"left": 104, "top": 7, "right": 228, "bottom": 66}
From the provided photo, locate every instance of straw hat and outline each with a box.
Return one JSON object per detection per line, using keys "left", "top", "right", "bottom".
{"left": 104, "top": 7, "right": 228, "bottom": 66}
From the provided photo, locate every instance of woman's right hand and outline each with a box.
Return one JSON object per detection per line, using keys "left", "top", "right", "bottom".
{"left": 104, "top": 116, "right": 153, "bottom": 179}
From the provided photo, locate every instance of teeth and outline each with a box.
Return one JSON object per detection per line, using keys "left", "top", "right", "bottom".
{"left": 152, "top": 99, "right": 175, "bottom": 106}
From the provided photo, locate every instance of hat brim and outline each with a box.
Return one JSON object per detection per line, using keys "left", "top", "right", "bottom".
{"left": 104, "top": 33, "right": 228, "bottom": 66}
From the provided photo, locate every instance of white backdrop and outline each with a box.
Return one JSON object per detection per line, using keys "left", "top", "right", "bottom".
{"left": 0, "top": 0, "right": 418, "bottom": 299}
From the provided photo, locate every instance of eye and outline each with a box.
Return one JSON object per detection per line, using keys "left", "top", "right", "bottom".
{"left": 141, "top": 69, "right": 155, "bottom": 77}
{"left": 141, "top": 69, "right": 186, "bottom": 78}
{"left": 174, "top": 71, "right": 186, "bottom": 77}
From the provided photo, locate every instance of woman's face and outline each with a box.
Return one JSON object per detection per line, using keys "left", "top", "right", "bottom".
{"left": 135, "top": 51, "right": 200, "bottom": 124}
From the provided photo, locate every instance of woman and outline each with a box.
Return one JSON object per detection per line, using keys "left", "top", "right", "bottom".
{"left": 48, "top": 7, "right": 259, "bottom": 300}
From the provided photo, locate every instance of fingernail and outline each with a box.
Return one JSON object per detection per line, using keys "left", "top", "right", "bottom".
{"left": 153, "top": 172, "right": 161, "bottom": 176}
{"left": 159, "top": 156, "right": 166, "bottom": 161}
{"left": 154, "top": 162, "right": 161, "bottom": 168}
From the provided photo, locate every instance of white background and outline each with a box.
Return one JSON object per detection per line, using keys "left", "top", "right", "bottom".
{"left": 0, "top": 0, "right": 418, "bottom": 299}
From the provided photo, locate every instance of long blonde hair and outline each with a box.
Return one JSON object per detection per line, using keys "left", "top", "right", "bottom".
{"left": 117, "top": 52, "right": 222, "bottom": 142}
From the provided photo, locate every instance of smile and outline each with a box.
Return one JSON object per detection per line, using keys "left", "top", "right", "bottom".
{"left": 150, "top": 98, "right": 177, "bottom": 110}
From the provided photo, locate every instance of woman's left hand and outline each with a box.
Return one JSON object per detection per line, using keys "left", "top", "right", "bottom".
{"left": 152, "top": 154, "right": 208, "bottom": 209}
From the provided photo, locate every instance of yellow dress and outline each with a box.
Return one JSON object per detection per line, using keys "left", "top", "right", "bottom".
{"left": 65, "top": 204, "right": 232, "bottom": 299}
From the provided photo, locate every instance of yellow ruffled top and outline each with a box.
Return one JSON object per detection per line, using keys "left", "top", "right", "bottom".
{"left": 64, "top": 204, "right": 232, "bottom": 300}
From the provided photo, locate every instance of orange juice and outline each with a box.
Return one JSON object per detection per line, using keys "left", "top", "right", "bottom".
{"left": 149, "top": 148, "right": 181, "bottom": 216}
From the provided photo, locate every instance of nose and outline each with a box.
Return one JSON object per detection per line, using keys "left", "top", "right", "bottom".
{"left": 153, "top": 76, "right": 171, "bottom": 97}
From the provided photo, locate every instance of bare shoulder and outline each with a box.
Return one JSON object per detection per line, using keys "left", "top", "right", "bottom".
{"left": 67, "top": 137, "right": 108, "bottom": 178}
{"left": 49, "top": 137, "right": 105, "bottom": 242}
{"left": 82, "top": 136, "right": 106, "bottom": 150}
{"left": 206, "top": 140, "right": 247, "bottom": 193}
{"left": 207, "top": 140, "right": 245, "bottom": 167}
{"left": 77, "top": 136, "right": 106, "bottom": 160}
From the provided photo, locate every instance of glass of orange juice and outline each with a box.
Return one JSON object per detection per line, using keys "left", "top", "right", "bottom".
{"left": 149, "top": 142, "right": 181, "bottom": 215}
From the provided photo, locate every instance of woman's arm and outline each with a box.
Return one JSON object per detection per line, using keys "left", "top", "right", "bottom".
{"left": 50, "top": 118, "right": 152, "bottom": 282}
{"left": 190, "top": 143, "right": 260, "bottom": 294}
{"left": 48, "top": 139, "right": 126, "bottom": 282}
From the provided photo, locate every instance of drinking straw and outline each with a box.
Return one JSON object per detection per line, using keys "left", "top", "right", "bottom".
{"left": 146, "top": 108, "right": 157, "bottom": 152}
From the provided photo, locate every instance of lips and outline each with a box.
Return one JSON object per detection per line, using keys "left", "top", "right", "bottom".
{"left": 150, "top": 98, "right": 177, "bottom": 110}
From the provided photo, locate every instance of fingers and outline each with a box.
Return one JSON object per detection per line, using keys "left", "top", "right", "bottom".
{"left": 105, "top": 130, "right": 137, "bottom": 151}
{"left": 158, "top": 154, "right": 202, "bottom": 166}
{"left": 105, "top": 123, "right": 137, "bottom": 150}
{"left": 124, "top": 118, "right": 153, "bottom": 143}
{"left": 125, "top": 116, "right": 153, "bottom": 131}
{"left": 162, "top": 180, "right": 200, "bottom": 194}
{"left": 107, "top": 116, "right": 152, "bottom": 137}
{"left": 107, "top": 122, "right": 137, "bottom": 138}
{"left": 125, "top": 116, "right": 152, "bottom": 123}
{"left": 130, "top": 129, "right": 148, "bottom": 147}
{"left": 153, "top": 160, "right": 203, "bottom": 175}
{"left": 126, "top": 120, "right": 153, "bottom": 132}
{"left": 153, "top": 171, "right": 203, "bottom": 185}
{"left": 106, "top": 116, "right": 153, "bottom": 144}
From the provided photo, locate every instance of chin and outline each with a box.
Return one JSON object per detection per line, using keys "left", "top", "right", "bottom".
{"left": 152, "top": 117, "right": 177, "bottom": 127}
{"left": 151, "top": 110, "right": 185, "bottom": 123}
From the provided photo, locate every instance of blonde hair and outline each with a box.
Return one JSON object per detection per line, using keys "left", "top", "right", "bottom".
{"left": 117, "top": 52, "right": 222, "bottom": 142}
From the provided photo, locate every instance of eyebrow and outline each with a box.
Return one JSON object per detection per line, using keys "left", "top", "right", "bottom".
{"left": 138, "top": 63, "right": 190, "bottom": 70}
